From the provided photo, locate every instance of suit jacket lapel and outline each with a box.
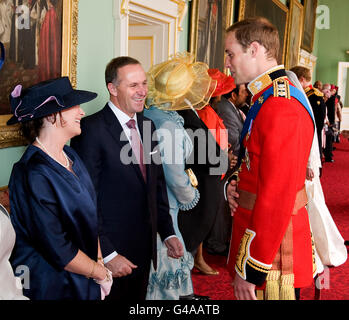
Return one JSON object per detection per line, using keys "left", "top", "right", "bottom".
{"left": 231, "top": 102, "right": 244, "bottom": 125}
{"left": 102, "top": 104, "right": 128, "bottom": 149}
{"left": 103, "top": 105, "right": 146, "bottom": 186}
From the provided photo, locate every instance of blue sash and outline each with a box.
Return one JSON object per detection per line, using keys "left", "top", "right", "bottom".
{"left": 237, "top": 85, "right": 315, "bottom": 168}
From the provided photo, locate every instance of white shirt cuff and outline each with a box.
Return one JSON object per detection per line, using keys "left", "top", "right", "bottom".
{"left": 223, "top": 180, "right": 229, "bottom": 201}
{"left": 103, "top": 251, "right": 118, "bottom": 264}
{"left": 164, "top": 235, "right": 177, "bottom": 242}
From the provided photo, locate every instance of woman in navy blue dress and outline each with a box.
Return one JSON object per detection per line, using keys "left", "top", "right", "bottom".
{"left": 7, "top": 77, "right": 112, "bottom": 300}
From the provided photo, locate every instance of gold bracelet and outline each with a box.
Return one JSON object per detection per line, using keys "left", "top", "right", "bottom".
{"left": 87, "top": 261, "right": 96, "bottom": 279}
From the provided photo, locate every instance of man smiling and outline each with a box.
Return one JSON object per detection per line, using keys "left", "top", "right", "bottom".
{"left": 224, "top": 18, "right": 316, "bottom": 300}
{"left": 71, "top": 56, "right": 182, "bottom": 300}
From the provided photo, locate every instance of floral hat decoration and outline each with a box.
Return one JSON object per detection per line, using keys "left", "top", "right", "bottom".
{"left": 145, "top": 52, "right": 217, "bottom": 111}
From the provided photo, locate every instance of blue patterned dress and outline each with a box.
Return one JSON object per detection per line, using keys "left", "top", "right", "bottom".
{"left": 144, "top": 107, "right": 200, "bottom": 300}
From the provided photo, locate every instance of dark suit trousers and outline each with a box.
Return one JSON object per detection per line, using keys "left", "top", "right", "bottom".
{"left": 317, "top": 128, "right": 323, "bottom": 160}
{"left": 204, "top": 178, "right": 232, "bottom": 254}
{"left": 324, "top": 127, "right": 334, "bottom": 160}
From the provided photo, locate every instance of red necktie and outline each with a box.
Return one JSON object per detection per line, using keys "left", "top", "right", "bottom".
{"left": 126, "top": 119, "right": 146, "bottom": 181}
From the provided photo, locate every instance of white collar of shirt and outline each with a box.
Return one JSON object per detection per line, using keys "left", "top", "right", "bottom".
{"left": 228, "top": 99, "right": 245, "bottom": 122}
{"left": 108, "top": 101, "right": 141, "bottom": 142}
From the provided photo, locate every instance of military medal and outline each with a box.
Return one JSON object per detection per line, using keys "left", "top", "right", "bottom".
{"left": 245, "top": 148, "right": 250, "bottom": 171}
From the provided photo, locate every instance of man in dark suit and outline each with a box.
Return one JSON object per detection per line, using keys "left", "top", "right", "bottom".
{"left": 322, "top": 83, "right": 336, "bottom": 162}
{"left": 71, "top": 56, "right": 183, "bottom": 300}
{"left": 216, "top": 84, "right": 248, "bottom": 158}
{"left": 203, "top": 84, "right": 246, "bottom": 256}
{"left": 290, "top": 66, "right": 326, "bottom": 162}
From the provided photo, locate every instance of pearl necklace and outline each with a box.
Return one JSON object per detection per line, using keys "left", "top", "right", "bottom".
{"left": 35, "top": 137, "right": 70, "bottom": 169}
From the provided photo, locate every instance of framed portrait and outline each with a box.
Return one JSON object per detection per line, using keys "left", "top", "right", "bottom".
{"left": 189, "top": 0, "right": 234, "bottom": 71}
{"left": 301, "top": 0, "right": 317, "bottom": 53}
{"left": 0, "top": 0, "right": 78, "bottom": 149}
{"left": 285, "top": 0, "right": 304, "bottom": 69}
{"left": 239, "top": 0, "right": 289, "bottom": 65}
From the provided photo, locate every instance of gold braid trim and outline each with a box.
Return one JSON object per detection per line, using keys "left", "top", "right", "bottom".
{"left": 235, "top": 229, "right": 255, "bottom": 279}
{"left": 311, "top": 231, "right": 317, "bottom": 277}
{"left": 246, "top": 259, "right": 270, "bottom": 274}
{"left": 280, "top": 274, "right": 296, "bottom": 300}
{"left": 265, "top": 270, "right": 281, "bottom": 300}
{"left": 273, "top": 78, "right": 290, "bottom": 99}
{"left": 263, "top": 272, "right": 296, "bottom": 300}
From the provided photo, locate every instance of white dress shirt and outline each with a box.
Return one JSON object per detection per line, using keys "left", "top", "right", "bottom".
{"left": 103, "top": 101, "right": 176, "bottom": 264}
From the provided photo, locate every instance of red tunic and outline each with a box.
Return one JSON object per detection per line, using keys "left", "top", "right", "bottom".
{"left": 227, "top": 68, "right": 315, "bottom": 289}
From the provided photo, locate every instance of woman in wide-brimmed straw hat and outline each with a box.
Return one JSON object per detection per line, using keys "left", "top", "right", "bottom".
{"left": 7, "top": 77, "right": 112, "bottom": 300}
{"left": 144, "top": 52, "right": 217, "bottom": 300}
{"left": 145, "top": 52, "right": 232, "bottom": 299}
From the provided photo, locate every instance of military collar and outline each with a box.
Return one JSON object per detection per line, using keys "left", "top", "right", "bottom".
{"left": 304, "top": 85, "right": 313, "bottom": 94}
{"left": 248, "top": 65, "right": 287, "bottom": 97}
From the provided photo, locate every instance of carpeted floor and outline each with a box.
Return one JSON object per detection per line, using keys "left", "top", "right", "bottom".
{"left": 192, "top": 134, "right": 349, "bottom": 300}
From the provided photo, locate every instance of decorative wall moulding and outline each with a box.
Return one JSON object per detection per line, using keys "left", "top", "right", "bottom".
{"left": 114, "top": 0, "right": 187, "bottom": 59}
{"left": 299, "top": 49, "right": 317, "bottom": 77}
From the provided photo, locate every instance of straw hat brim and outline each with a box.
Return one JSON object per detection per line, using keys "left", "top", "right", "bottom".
{"left": 145, "top": 52, "right": 217, "bottom": 111}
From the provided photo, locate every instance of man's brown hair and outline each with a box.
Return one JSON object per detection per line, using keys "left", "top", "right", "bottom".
{"left": 226, "top": 17, "right": 280, "bottom": 61}
{"left": 290, "top": 66, "right": 312, "bottom": 82}
{"left": 105, "top": 56, "right": 140, "bottom": 87}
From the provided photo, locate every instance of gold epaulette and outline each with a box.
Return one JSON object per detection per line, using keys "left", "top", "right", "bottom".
{"left": 313, "top": 88, "right": 324, "bottom": 97}
{"left": 273, "top": 78, "right": 290, "bottom": 99}
{"left": 306, "top": 87, "right": 324, "bottom": 98}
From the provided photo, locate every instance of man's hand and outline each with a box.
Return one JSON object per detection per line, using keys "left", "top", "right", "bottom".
{"left": 165, "top": 237, "right": 184, "bottom": 259}
{"left": 306, "top": 167, "right": 314, "bottom": 181}
{"left": 228, "top": 151, "right": 238, "bottom": 169}
{"left": 233, "top": 273, "right": 257, "bottom": 300}
{"left": 227, "top": 179, "right": 239, "bottom": 216}
{"left": 105, "top": 254, "right": 137, "bottom": 278}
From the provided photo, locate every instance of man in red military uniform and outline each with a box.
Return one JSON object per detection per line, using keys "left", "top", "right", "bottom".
{"left": 225, "top": 17, "right": 316, "bottom": 300}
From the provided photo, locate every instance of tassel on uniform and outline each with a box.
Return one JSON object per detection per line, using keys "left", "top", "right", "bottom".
{"left": 280, "top": 274, "right": 296, "bottom": 300}
{"left": 265, "top": 270, "right": 281, "bottom": 300}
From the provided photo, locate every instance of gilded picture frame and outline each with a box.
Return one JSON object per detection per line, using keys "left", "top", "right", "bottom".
{"left": 189, "top": 0, "right": 234, "bottom": 71}
{"left": 238, "top": 0, "right": 289, "bottom": 65}
{"left": 0, "top": 0, "right": 79, "bottom": 149}
{"left": 285, "top": 0, "right": 304, "bottom": 69}
{"left": 301, "top": 0, "right": 317, "bottom": 53}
